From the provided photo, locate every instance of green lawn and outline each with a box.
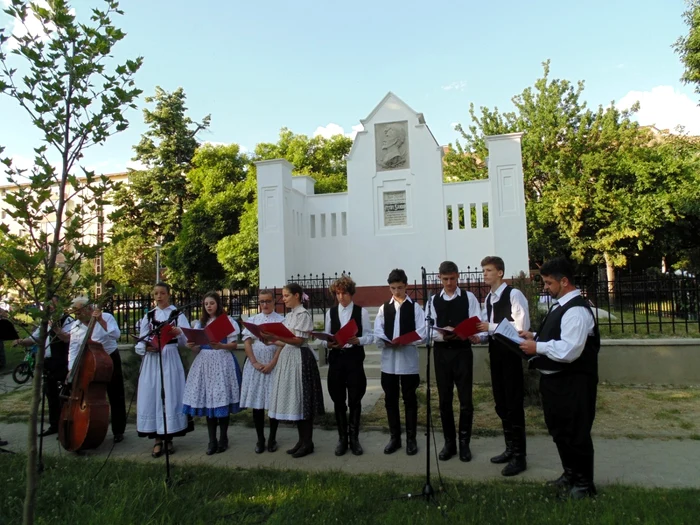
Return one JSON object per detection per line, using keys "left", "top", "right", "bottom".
{"left": 1, "top": 454, "right": 698, "bottom": 524}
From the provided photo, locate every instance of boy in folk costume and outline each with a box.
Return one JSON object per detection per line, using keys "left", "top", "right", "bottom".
{"left": 320, "top": 276, "right": 373, "bottom": 456}
{"left": 476, "top": 256, "right": 530, "bottom": 476}
{"left": 425, "top": 261, "right": 481, "bottom": 462}
{"left": 374, "top": 269, "right": 427, "bottom": 456}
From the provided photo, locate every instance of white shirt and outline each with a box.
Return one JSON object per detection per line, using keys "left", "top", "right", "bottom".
{"left": 374, "top": 296, "right": 427, "bottom": 375}
{"left": 321, "top": 302, "right": 374, "bottom": 349}
{"left": 425, "top": 288, "right": 481, "bottom": 343}
{"left": 479, "top": 282, "right": 530, "bottom": 342}
{"left": 32, "top": 316, "right": 73, "bottom": 358}
{"left": 536, "top": 289, "right": 595, "bottom": 374}
{"left": 68, "top": 312, "right": 120, "bottom": 371}
{"left": 135, "top": 305, "right": 190, "bottom": 356}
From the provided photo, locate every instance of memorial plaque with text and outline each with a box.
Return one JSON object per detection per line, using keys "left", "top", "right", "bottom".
{"left": 383, "top": 190, "right": 407, "bottom": 226}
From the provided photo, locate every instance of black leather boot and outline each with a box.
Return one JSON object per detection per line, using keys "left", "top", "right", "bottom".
{"left": 491, "top": 423, "right": 514, "bottom": 464}
{"left": 405, "top": 407, "right": 418, "bottom": 456}
{"left": 253, "top": 409, "right": 266, "bottom": 454}
{"left": 458, "top": 411, "right": 473, "bottom": 462}
{"left": 292, "top": 419, "right": 314, "bottom": 458}
{"left": 501, "top": 426, "right": 527, "bottom": 476}
{"left": 267, "top": 417, "right": 279, "bottom": 452}
{"left": 439, "top": 440, "right": 457, "bottom": 461}
{"left": 206, "top": 417, "right": 218, "bottom": 456}
{"left": 548, "top": 467, "right": 574, "bottom": 489}
{"left": 217, "top": 416, "right": 230, "bottom": 453}
{"left": 286, "top": 421, "right": 303, "bottom": 455}
{"left": 563, "top": 473, "right": 597, "bottom": 500}
{"left": 334, "top": 408, "right": 348, "bottom": 456}
{"left": 384, "top": 405, "right": 402, "bottom": 454}
{"left": 348, "top": 405, "right": 363, "bottom": 456}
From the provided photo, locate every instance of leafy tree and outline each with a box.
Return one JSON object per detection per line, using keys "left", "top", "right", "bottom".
{"left": 166, "top": 143, "right": 250, "bottom": 290}
{"left": 675, "top": 0, "right": 700, "bottom": 98}
{"left": 0, "top": 1, "right": 141, "bottom": 523}
{"left": 106, "top": 87, "right": 209, "bottom": 289}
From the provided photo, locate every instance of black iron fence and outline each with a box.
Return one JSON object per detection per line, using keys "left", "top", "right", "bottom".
{"left": 108, "top": 269, "right": 699, "bottom": 342}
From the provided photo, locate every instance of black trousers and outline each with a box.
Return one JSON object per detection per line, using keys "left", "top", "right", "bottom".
{"left": 327, "top": 349, "right": 367, "bottom": 412}
{"left": 540, "top": 371, "right": 598, "bottom": 483}
{"left": 489, "top": 340, "right": 526, "bottom": 429}
{"left": 43, "top": 360, "right": 67, "bottom": 429}
{"left": 107, "top": 351, "right": 127, "bottom": 436}
{"left": 381, "top": 372, "right": 420, "bottom": 421}
{"left": 434, "top": 344, "right": 473, "bottom": 443}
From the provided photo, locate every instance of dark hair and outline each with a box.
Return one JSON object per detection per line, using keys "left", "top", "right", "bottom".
{"left": 154, "top": 281, "right": 171, "bottom": 294}
{"left": 330, "top": 275, "right": 356, "bottom": 296}
{"left": 387, "top": 268, "right": 408, "bottom": 285}
{"left": 438, "top": 261, "right": 459, "bottom": 275}
{"left": 200, "top": 291, "right": 225, "bottom": 326}
{"left": 539, "top": 257, "right": 575, "bottom": 283}
{"left": 283, "top": 283, "right": 304, "bottom": 303}
{"left": 480, "top": 256, "right": 505, "bottom": 275}
{"left": 258, "top": 289, "right": 274, "bottom": 298}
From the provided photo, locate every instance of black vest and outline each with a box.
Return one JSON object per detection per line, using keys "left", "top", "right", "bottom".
{"left": 147, "top": 308, "right": 179, "bottom": 345}
{"left": 383, "top": 299, "right": 416, "bottom": 341}
{"left": 486, "top": 286, "right": 514, "bottom": 324}
{"left": 329, "top": 304, "right": 365, "bottom": 358}
{"left": 529, "top": 295, "right": 600, "bottom": 375}
{"left": 47, "top": 314, "right": 72, "bottom": 370}
{"left": 433, "top": 291, "right": 471, "bottom": 349}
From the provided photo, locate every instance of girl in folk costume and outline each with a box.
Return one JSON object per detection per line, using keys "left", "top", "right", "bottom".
{"left": 135, "top": 282, "right": 194, "bottom": 458}
{"left": 264, "top": 283, "right": 325, "bottom": 458}
{"left": 240, "top": 289, "right": 285, "bottom": 453}
{"left": 182, "top": 292, "right": 243, "bottom": 455}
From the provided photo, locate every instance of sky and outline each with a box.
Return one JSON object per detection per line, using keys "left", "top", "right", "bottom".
{"left": 0, "top": 0, "right": 697, "bottom": 182}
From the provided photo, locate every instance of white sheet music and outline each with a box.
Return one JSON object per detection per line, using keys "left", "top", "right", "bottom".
{"left": 495, "top": 319, "right": 524, "bottom": 344}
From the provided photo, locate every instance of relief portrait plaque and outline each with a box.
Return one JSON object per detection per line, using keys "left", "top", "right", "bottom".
{"left": 375, "top": 121, "right": 409, "bottom": 171}
{"left": 383, "top": 190, "right": 407, "bottom": 227}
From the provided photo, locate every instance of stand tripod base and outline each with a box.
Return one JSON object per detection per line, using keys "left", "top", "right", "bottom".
{"left": 422, "top": 482, "right": 435, "bottom": 499}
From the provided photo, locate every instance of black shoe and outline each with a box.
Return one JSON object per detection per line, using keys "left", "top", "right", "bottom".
{"left": 349, "top": 435, "right": 363, "bottom": 456}
{"left": 490, "top": 449, "right": 513, "bottom": 464}
{"left": 39, "top": 427, "right": 58, "bottom": 438}
{"left": 406, "top": 438, "right": 418, "bottom": 456}
{"left": 384, "top": 437, "right": 402, "bottom": 454}
{"left": 563, "top": 483, "right": 597, "bottom": 500}
{"left": 0, "top": 439, "right": 8, "bottom": 447}
{"left": 292, "top": 442, "right": 314, "bottom": 458}
{"left": 459, "top": 441, "right": 472, "bottom": 462}
{"left": 501, "top": 456, "right": 527, "bottom": 477}
{"left": 255, "top": 440, "right": 266, "bottom": 454}
{"left": 439, "top": 442, "right": 457, "bottom": 461}
{"left": 217, "top": 438, "right": 229, "bottom": 453}
{"left": 206, "top": 440, "right": 218, "bottom": 456}
{"left": 113, "top": 434, "right": 124, "bottom": 443}
{"left": 547, "top": 470, "right": 574, "bottom": 489}
{"left": 267, "top": 439, "right": 278, "bottom": 453}
{"left": 286, "top": 441, "right": 302, "bottom": 455}
{"left": 335, "top": 437, "right": 348, "bottom": 457}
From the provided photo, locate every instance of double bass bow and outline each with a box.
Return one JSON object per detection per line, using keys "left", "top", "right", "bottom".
{"left": 58, "top": 296, "right": 114, "bottom": 452}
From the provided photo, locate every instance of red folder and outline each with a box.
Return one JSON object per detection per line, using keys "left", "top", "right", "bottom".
{"left": 242, "top": 321, "right": 264, "bottom": 340}
{"left": 150, "top": 323, "right": 177, "bottom": 349}
{"left": 435, "top": 316, "right": 481, "bottom": 340}
{"left": 243, "top": 321, "right": 296, "bottom": 340}
{"left": 380, "top": 330, "right": 421, "bottom": 346}
{"left": 334, "top": 318, "right": 358, "bottom": 347}
{"left": 204, "top": 314, "right": 236, "bottom": 342}
{"left": 181, "top": 327, "right": 211, "bottom": 346}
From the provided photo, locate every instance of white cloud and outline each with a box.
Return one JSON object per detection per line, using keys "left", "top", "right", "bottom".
{"left": 617, "top": 85, "right": 700, "bottom": 135}
{"left": 313, "top": 123, "right": 364, "bottom": 140}
{"left": 442, "top": 80, "right": 467, "bottom": 92}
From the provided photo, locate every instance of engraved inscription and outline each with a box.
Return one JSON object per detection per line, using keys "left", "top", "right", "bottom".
{"left": 383, "top": 190, "right": 407, "bottom": 226}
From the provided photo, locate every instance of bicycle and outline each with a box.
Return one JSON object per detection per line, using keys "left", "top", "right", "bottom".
{"left": 13, "top": 345, "right": 37, "bottom": 384}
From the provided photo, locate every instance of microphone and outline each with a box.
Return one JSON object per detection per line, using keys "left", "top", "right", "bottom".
{"left": 167, "top": 301, "right": 199, "bottom": 320}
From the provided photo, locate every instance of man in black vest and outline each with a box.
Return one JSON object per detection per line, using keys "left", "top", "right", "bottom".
{"left": 426, "top": 261, "right": 481, "bottom": 462}
{"left": 322, "top": 276, "right": 372, "bottom": 456}
{"left": 520, "top": 257, "right": 600, "bottom": 499}
{"left": 374, "top": 269, "right": 427, "bottom": 455}
{"left": 476, "top": 256, "right": 530, "bottom": 476}
{"left": 14, "top": 295, "right": 73, "bottom": 436}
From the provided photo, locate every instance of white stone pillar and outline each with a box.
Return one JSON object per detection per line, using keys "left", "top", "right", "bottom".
{"left": 486, "top": 133, "right": 530, "bottom": 276}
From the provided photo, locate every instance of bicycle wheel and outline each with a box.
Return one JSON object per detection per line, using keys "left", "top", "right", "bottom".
{"left": 12, "top": 362, "right": 32, "bottom": 384}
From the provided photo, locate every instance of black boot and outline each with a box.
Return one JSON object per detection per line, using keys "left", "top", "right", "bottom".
{"left": 491, "top": 423, "right": 514, "bottom": 464}
{"left": 348, "top": 404, "right": 363, "bottom": 456}
{"left": 267, "top": 417, "right": 279, "bottom": 452}
{"left": 439, "top": 440, "right": 457, "bottom": 461}
{"left": 383, "top": 405, "right": 402, "bottom": 454}
{"left": 564, "top": 472, "right": 597, "bottom": 500}
{"left": 458, "top": 410, "right": 473, "bottom": 462}
{"left": 253, "top": 409, "right": 266, "bottom": 453}
{"left": 548, "top": 467, "right": 575, "bottom": 489}
{"left": 501, "top": 425, "right": 527, "bottom": 476}
{"left": 334, "top": 408, "right": 348, "bottom": 457}
{"left": 405, "top": 407, "right": 418, "bottom": 456}
{"left": 206, "top": 417, "right": 218, "bottom": 456}
{"left": 286, "top": 421, "right": 303, "bottom": 455}
{"left": 217, "top": 416, "right": 230, "bottom": 453}
{"left": 292, "top": 419, "right": 314, "bottom": 458}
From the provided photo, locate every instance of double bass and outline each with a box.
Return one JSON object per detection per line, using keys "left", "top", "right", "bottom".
{"left": 58, "top": 302, "right": 113, "bottom": 452}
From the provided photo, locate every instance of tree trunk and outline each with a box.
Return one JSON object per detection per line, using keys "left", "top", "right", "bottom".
{"left": 604, "top": 253, "right": 616, "bottom": 298}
